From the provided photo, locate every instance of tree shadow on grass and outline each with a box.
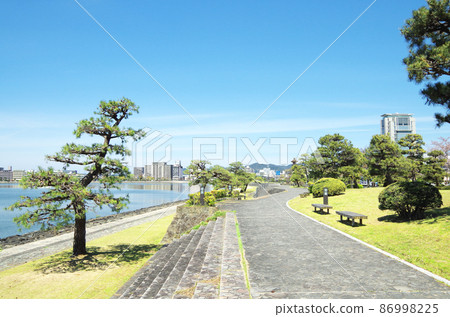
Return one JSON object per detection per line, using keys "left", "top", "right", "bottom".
{"left": 34, "top": 244, "right": 161, "bottom": 274}
{"left": 377, "top": 207, "right": 450, "bottom": 224}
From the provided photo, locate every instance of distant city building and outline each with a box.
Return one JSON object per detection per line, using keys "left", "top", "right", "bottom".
{"left": 245, "top": 165, "right": 254, "bottom": 174}
{"left": 141, "top": 161, "right": 184, "bottom": 180}
{"left": 381, "top": 113, "right": 416, "bottom": 142}
{"left": 172, "top": 161, "right": 184, "bottom": 181}
{"left": 133, "top": 167, "right": 144, "bottom": 178}
{"left": 12, "top": 170, "right": 26, "bottom": 181}
{"left": 256, "top": 168, "right": 276, "bottom": 179}
{"left": 144, "top": 162, "right": 172, "bottom": 180}
{"left": 0, "top": 166, "right": 13, "bottom": 181}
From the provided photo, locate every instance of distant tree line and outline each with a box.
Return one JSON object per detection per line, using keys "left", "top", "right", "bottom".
{"left": 289, "top": 133, "right": 448, "bottom": 188}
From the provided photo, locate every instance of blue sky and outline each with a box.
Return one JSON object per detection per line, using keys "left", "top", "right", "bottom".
{"left": 1, "top": 0, "right": 449, "bottom": 170}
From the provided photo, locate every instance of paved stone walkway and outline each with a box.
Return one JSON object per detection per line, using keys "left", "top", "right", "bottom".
{"left": 0, "top": 204, "right": 180, "bottom": 271}
{"left": 220, "top": 186, "right": 450, "bottom": 299}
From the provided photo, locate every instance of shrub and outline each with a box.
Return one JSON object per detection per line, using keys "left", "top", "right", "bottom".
{"left": 307, "top": 181, "right": 314, "bottom": 193}
{"left": 378, "top": 181, "right": 442, "bottom": 220}
{"left": 311, "top": 178, "right": 346, "bottom": 198}
{"left": 186, "top": 192, "right": 216, "bottom": 206}
{"left": 211, "top": 189, "right": 228, "bottom": 199}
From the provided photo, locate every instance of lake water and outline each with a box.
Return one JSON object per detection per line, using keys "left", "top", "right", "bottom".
{"left": 0, "top": 182, "right": 191, "bottom": 239}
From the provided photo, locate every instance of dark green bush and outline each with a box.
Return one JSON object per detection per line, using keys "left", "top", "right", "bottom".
{"left": 311, "top": 178, "right": 346, "bottom": 198}
{"left": 378, "top": 181, "right": 442, "bottom": 220}
{"left": 186, "top": 192, "right": 216, "bottom": 206}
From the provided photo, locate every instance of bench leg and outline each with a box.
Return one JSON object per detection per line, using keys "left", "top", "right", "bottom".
{"left": 360, "top": 219, "right": 363, "bottom": 225}
{"left": 352, "top": 218, "right": 355, "bottom": 227}
{"left": 340, "top": 215, "right": 343, "bottom": 222}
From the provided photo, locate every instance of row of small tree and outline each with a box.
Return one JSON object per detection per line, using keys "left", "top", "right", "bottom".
{"left": 184, "top": 160, "right": 255, "bottom": 204}
{"left": 289, "top": 133, "right": 448, "bottom": 188}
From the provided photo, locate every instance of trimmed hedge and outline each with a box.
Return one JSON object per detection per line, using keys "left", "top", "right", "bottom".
{"left": 311, "top": 178, "right": 346, "bottom": 198}
{"left": 378, "top": 181, "right": 442, "bottom": 220}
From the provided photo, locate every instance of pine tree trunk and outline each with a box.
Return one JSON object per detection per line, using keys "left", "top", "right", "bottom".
{"left": 73, "top": 211, "right": 87, "bottom": 256}
{"left": 384, "top": 172, "right": 394, "bottom": 187}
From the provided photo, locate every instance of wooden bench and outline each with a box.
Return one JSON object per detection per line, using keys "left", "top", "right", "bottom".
{"left": 312, "top": 204, "right": 333, "bottom": 214}
{"left": 336, "top": 211, "right": 368, "bottom": 227}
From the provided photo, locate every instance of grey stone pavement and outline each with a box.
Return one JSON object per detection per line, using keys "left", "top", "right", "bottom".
{"left": 0, "top": 204, "right": 180, "bottom": 271}
{"left": 220, "top": 186, "right": 450, "bottom": 299}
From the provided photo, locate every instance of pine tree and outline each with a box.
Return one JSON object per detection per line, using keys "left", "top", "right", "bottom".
{"left": 9, "top": 98, "right": 144, "bottom": 255}
{"left": 401, "top": 0, "right": 450, "bottom": 126}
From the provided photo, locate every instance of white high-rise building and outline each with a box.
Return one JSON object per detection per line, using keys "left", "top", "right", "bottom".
{"left": 145, "top": 162, "right": 173, "bottom": 180}
{"left": 381, "top": 113, "right": 416, "bottom": 142}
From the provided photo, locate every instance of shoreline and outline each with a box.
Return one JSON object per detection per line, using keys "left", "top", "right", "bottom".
{"left": 0, "top": 199, "right": 187, "bottom": 250}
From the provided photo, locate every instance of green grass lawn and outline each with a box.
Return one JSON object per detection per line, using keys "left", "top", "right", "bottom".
{"left": 288, "top": 188, "right": 450, "bottom": 280}
{"left": 0, "top": 214, "right": 174, "bottom": 299}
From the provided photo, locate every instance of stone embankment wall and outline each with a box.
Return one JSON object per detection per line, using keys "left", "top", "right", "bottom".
{"left": 161, "top": 205, "right": 218, "bottom": 244}
{"left": 252, "top": 183, "right": 285, "bottom": 198}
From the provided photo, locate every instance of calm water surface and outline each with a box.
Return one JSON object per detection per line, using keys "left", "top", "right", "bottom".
{"left": 0, "top": 182, "right": 190, "bottom": 239}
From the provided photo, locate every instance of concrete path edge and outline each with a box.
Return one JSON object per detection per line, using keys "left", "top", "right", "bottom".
{"left": 285, "top": 200, "right": 450, "bottom": 287}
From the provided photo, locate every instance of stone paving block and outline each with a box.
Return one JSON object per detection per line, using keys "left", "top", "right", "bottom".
{"left": 128, "top": 237, "right": 188, "bottom": 299}
{"left": 219, "top": 213, "right": 249, "bottom": 299}
{"left": 155, "top": 226, "right": 206, "bottom": 298}
{"left": 141, "top": 232, "right": 195, "bottom": 299}
{"left": 115, "top": 238, "right": 182, "bottom": 299}
{"left": 192, "top": 217, "right": 225, "bottom": 298}
{"left": 193, "top": 282, "right": 219, "bottom": 299}
{"left": 196, "top": 217, "right": 224, "bottom": 282}
{"left": 174, "top": 220, "right": 216, "bottom": 299}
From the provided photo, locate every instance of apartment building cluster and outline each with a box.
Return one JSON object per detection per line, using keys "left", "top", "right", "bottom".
{"left": 0, "top": 166, "right": 78, "bottom": 182}
{"left": 134, "top": 161, "right": 184, "bottom": 181}
{"left": 0, "top": 167, "right": 28, "bottom": 181}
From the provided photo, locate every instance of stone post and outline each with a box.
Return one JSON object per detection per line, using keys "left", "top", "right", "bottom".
{"left": 323, "top": 187, "right": 328, "bottom": 205}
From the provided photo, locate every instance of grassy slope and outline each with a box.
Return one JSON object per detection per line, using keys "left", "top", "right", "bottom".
{"left": 0, "top": 214, "right": 174, "bottom": 299}
{"left": 288, "top": 188, "right": 450, "bottom": 280}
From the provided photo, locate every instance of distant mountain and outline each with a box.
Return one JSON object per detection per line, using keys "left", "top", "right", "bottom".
{"left": 248, "top": 163, "right": 292, "bottom": 172}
